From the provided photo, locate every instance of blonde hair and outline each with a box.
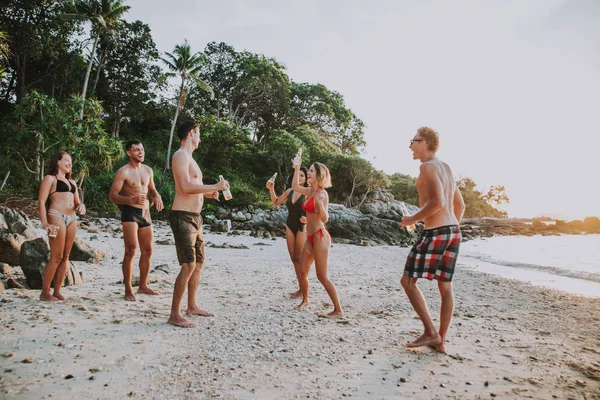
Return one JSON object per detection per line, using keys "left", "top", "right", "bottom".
{"left": 312, "top": 162, "right": 332, "bottom": 189}
{"left": 417, "top": 126, "right": 440, "bottom": 153}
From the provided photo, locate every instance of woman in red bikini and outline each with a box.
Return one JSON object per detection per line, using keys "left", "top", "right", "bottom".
{"left": 291, "top": 160, "right": 343, "bottom": 318}
{"left": 37, "top": 151, "right": 86, "bottom": 301}
{"left": 266, "top": 167, "right": 309, "bottom": 298}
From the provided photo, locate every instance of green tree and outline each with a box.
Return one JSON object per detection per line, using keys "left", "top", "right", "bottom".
{"left": 388, "top": 173, "right": 419, "bottom": 205}
{"left": 228, "top": 52, "right": 291, "bottom": 143}
{"left": 291, "top": 125, "right": 339, "bottom": 164}
{"left": 190, "top": 41, "right": 241, "bottom": 120}
{"left": 268, "top": 130, "right": 305, "bottom": 188}
{"left": 331, "top": 155, "right": 390, "bottom": 207}
{"left": 161, "top": 40, "right": 214, "bottom": 170}
{"left": 98, "top": 20, "right": 161, "bottom": 137}
{"left": 65, "top": 0, "right": 130, "bottom": 119}
{"left": 8, "top": 91, "right": 121, "bottom": 187}
{"left": 456, "top": 176, "right": 509, "bottom": 218}
{"left": 287, "top": 82, "right": 365, "bottom": 154}
{"left": 0, "top": 0, "right": 80, "bottom": 103}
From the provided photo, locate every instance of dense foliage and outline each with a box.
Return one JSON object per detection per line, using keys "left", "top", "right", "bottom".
{"left": 0, "top": 0, "right": 508, "bottom": 219}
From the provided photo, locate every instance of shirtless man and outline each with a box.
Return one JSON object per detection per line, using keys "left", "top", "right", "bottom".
{"left": 109, "top": 140, "right": 164, "bottom": 301}
{"left": 168, "top": 120, "right": 228, "bottom": 328}
{"left": 400, "top": 127, "right": 465, "bottom": 354}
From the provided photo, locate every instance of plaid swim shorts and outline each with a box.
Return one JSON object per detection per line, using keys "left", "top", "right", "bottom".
{"left": 404, "top": 224, "right": 462, "bottom": 282}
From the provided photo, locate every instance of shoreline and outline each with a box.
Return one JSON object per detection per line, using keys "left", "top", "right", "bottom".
{"left": 1, "top": 221, "right": 599, "bottom": 399}
{"left": 460, "top": 234, "right": 600, "bottom": 298}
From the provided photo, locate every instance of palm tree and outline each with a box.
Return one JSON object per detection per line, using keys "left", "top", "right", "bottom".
{"left": 162, "top": 40, "right": 214, "bottom": 170}
{"left": 90, "top": 18, "right": 119, "bottom": 95}
{"left": 65, "top": 0, "right": 130, "bottom": 120}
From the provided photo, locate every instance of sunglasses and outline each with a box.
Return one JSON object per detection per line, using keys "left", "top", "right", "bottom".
{"left": 410, "top": 139, "right": 424, "bottom": 145}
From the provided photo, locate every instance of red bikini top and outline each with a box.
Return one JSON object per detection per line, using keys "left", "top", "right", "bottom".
{"left": 302, "top": 190, "right": 319, "bottom": 213}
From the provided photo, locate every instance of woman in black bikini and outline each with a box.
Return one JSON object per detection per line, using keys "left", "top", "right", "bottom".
{"left": 37, "top": 152, "right": 86, "bottom": 301}
{"left": 291, "top": 161, "right": 342, "bottom": 318}
{"left": 266, "top": 167, "right": 309, "bottom": 298}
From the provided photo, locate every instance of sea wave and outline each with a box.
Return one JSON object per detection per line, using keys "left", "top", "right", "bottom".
{"left": 461, "top": 254, "right": 600, "bottom": 284}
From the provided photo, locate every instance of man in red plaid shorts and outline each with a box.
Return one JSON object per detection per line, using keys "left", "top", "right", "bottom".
{"left": 400, "top": 127, "right": 465, "bottom": 354}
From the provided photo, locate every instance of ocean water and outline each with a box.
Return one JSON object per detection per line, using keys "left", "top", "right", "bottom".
{"left": 458, "top": 234, "right": 600, "bottom": 298}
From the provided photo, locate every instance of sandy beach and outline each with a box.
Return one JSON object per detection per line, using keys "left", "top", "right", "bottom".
{"left": 1, "top": 220, "right": 599, "bottom": 399}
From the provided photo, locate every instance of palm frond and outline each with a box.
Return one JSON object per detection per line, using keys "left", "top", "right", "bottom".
{"left": 193, "top": 77, "right": 215, "bottom": 100}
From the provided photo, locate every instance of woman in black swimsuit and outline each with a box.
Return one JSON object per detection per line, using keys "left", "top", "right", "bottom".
{"left": 266, "top": 167, "right": 309, "bottom": 298}
{"left": 37, "top": 151, "right": 86, "bottom": 301}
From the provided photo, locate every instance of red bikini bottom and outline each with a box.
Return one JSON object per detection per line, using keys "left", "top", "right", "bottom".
{"left": 307, "top": 228, "right": 331, "bottom": 246}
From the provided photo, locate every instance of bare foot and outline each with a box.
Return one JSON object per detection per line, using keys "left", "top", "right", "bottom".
{"left": 433, "top": 342, "right": 447, "bottom": 354}
{"left": 124, "top": 292, "right": 136, "bottom": 301}
{"left": 52, "top": 293, "right": 68, "bottom": 301}
{"left": 289, "top": 290, "right": 302, "bottom": 299}
{"left": 322, "top": 310, "right": 343, "bottom": 319}
{"left": 405, "top": 332, "right": 442, "bottom": 348}
{"left": 138, "top": 286, "right": 160, "bottom": 295}
{"left": 186, "top": 307, "right": 214, "bottom": 317}
{"left": 167, "top": 315, "right": 196, "bottom": 328}
{"left": 40, "top": 293, "right": 60, "bottom": 302}
{"left": 296, "top": 301, "right": 308, "bottom": 311}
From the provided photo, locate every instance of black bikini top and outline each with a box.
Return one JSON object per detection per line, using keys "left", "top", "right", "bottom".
{"left": 49, "top": 176, "right": 76, "bottom": 195}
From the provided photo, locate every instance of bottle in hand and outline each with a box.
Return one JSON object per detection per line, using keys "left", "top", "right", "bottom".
{"left": 219, "top": 175, "right": 232, "bottom": 200}
{"left": 293, "top": 148, "right": 302, "bottom": 167}
{"left": 400, "top": 202, "right": 416, "bottom": 235}
{"left": 267, "top": 172, "right": 278, "bottom": 183}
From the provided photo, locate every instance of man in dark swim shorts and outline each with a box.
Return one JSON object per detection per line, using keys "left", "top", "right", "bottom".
{"left": 121, "top": 204, "right": 152, "bottom": 228}
{"left": 109, "top": 140, "right": 164, "bottom": 301}
{"left": 400, "top": 127, "right": 465, "bottom": 354}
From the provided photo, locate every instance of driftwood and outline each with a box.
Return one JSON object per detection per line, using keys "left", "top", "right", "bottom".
{"left": 0, "top": 171, "right": 10, "bottom": 192}
{"left": 1, "top": 196, "right": 39, "bottom": 218}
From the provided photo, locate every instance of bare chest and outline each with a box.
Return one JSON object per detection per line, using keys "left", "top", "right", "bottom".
{"left": 124, "top": 169, "right": 150, "bottom": 191}
{"left": 190, "top": 161, "right": 203, "bottom": 184}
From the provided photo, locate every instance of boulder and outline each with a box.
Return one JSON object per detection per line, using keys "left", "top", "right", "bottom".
{"left": 211, "top": 219, "right": 232, "bottom": 233}
{"left": 215, "top": 207, "right": 229, "bottom": 220}
{"left": 0, "top": 206, "right": 37, "bottom": 238}
{"left": 70, "top": 237, "right": 105, "bottom": 263}
{"left": 19, "top": 238, "right": 84, "bottom": 289}
{"left": 359, "top": 196, "right": 419, "bottom": 221}
{"left": 0, "top": 262, "right": 11, "bottom": 274}
{"left": 231, "top": 211, "right": 247, "bottom": 222}
{"left": 0, "top": 232, "right": 27, "bottom": 265}
{"left": 6, "top": 278, "right": 25, "bottom": 289}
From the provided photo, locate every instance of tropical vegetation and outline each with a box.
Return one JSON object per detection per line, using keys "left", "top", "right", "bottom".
{"left": 0, "top": 0, "right": 508, "bottom": 219}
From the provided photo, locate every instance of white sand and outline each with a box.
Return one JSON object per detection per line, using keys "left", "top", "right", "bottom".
{"left": 1, "top": 220, "right": 599, "bottom": 399}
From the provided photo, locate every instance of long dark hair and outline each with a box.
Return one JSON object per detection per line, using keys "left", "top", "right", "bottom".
{"left": 288, "top": 166, "right": 309, "bottom": 188}
{"left": 46, "top": 151, "right": 72, "bottom": 179}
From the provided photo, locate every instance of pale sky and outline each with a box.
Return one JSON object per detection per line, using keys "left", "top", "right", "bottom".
{"left": 125, "top": 0, "right": 600, "bottom": 219}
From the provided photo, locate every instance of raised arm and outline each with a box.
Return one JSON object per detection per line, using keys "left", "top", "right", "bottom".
{"left": 291, "top": 163, "right": 310, "bottom": 196}
{"left": 453, "top": 184, "right": 465, "bottom": 223}
{"left": 38, "top": 175, "right": 54, "bottom": 228}
{"left": 172, "top": 151, "right": 226, "bottom": 195}
{"left": 266, "top": 181, "right": 291, "bottom": 206}
{"left": 147, "top": 166, "right": 164, "bottom": 211}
